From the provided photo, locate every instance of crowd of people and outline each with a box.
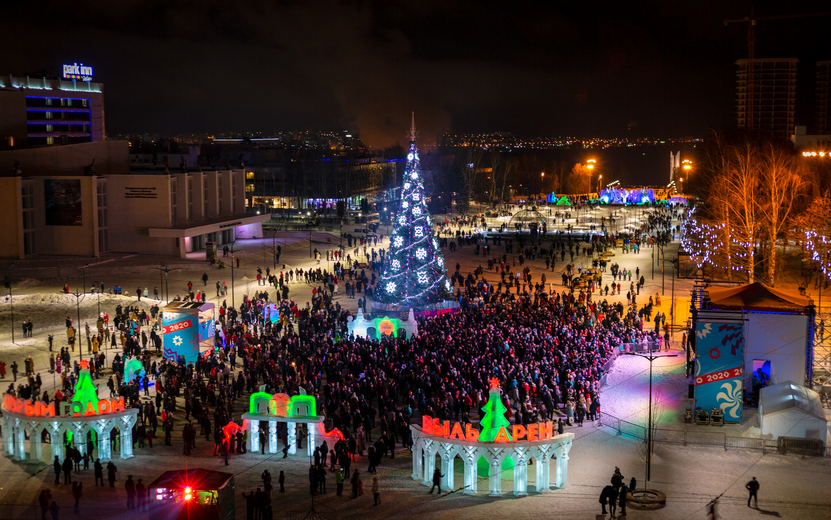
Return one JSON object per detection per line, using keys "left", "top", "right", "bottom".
{"left": 1, "top": 203, "right": 683, "bottom": 517}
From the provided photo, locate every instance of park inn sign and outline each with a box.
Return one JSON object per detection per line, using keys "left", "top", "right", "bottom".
{"left": 62, "top": 62, "right": 93, "bottom": 81}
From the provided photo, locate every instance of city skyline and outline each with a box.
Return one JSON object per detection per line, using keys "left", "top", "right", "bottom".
{"left": 2, "top": 1, "right": 830, "bottom": 148}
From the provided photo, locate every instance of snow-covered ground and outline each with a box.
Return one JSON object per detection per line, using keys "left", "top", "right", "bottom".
{"left": 2, "top": 205, "right": 830, "bottom": 518}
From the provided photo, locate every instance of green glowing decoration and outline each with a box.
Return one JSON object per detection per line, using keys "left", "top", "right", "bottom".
{"left": 250, "top": 391, "right": 272, "bottom": 414}
{"left": 71, "top": 361, "right": 100, "bottom": 413}
{"left": 124, "top": 359, "right": 144, "bottom": 383}
{"left": 478, "top": 378, "right": 513, "bottom": 443}
{"left": 288, "top": 395, "right": 317, "bottom": 417}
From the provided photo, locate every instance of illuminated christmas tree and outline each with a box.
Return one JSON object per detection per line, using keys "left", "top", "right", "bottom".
{"left": 71, "top": 360, "right": 99, "bottom": 414}
{"left": 478, "top": 378, "right": 513, "bottom": 443}
{"left": 373, "top": 113, "right": 452, "bottom": 310}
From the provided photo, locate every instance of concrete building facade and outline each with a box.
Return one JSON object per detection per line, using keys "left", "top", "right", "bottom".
{"left": 736, "top": 58, "right": 798, "bottom": 138}
{"left": 0, "top": 141, "right": 268, "bottom": 259}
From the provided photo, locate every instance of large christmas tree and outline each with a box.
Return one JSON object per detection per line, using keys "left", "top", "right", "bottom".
{"left": 373, "top": 114, "right": 452, "bottom": 310}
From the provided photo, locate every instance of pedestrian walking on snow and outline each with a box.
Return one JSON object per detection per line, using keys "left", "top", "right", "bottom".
{"left": 746, "top": 477, "right": 759, "bottom": 508}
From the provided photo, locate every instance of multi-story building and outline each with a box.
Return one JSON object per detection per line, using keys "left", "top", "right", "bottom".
{"left": 0, "top": 140, "right": 269, "bottom": 259}
{"left": 0, "top": 71, "right": 105, "bottom": 150}
{"left": 736, "top": 58, "right": 798, "bottom": 138}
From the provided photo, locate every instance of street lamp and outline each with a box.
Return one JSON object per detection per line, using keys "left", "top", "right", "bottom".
{"left": 624, "top": 351, "right": 678, "bottom": 487}
{"left": 540, "top": 171, "right": 545, "bottom": 197}
{"left": 5, "top": 262, "right": 14, "bottom": 344}
{"left": 308, "top": 211, "right": 313, "bottom": 259}
{"left": 69, "top": 289, "right": 84, "bottom": 365}
{"left": 151, "top": 263, "right": 181, "bottom": 304}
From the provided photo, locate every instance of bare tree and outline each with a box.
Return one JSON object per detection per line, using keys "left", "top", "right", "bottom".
{"left": 565, "top": 163, "right": 591, "bottom": 195}
{"left": 758, "top": 143, "right": 804, "bottom": 286}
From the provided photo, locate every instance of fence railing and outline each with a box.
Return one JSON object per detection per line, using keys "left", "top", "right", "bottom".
{"left": 597, "top": 411, "right": 817, "bottom": 456}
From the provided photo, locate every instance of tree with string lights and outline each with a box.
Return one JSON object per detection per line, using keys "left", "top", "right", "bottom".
{"left": 372, "top": 114, "right": 453, "bottom": 310}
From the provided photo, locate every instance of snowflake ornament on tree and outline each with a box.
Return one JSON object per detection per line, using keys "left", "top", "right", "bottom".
{"left": 371, "top": 113, "right": 453, "bottom": 310}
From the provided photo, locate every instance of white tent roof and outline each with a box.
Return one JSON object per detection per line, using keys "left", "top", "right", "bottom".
{"left": 759, "top": 381, "right": 825, "bottom": 421}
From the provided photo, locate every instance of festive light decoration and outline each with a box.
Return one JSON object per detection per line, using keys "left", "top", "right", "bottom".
{"left": 805, "top": 230, "right": 831, "bottom": 282}
{"left": 478, "top": 378, "right": 513, "bottom": 443}
{"left": 373, "top": 117, "right": 452, "bottom": 309}
{"left": 681, "top": 205, "right": 755, "bottom": 273}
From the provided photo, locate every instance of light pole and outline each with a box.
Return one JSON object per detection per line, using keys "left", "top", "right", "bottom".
{"left": 308, "top": 211, "right": 313, "bottom": 259}
{"left": 624, "top": 351, "right": 678, "bottom": 486}
{"left": 69, "top": 289, "right": 84, "bottom": 365}
{"left": 5, "top": 262, "right": 14, "bottom": 344}
{"left": 82, "top": 263, "right": 88, "bottom": 294}
{"left": 151, "top": 263, "right": 181, "bottom": 304}
{"left": 271, "top": 230, "right": 279, "bottom": 269}
{"left": 93, "top": 280, "right": 101, "bottom": 316}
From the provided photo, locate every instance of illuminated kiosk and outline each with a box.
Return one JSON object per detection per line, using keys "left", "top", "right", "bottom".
{"left": 410, "top": 379, "right": 574, "bottom": 496}
{"left": 347, "top": 308, "right": 419, "bottom": 340}
{"left": 162, "top": 302, "right": 216, "bottom": 363}
{"left": 2, "top": 361, "right": 138, "bottom": 463}
{"left": 241, "top": 389, "right": 344, "bottom": 456}
{"left": 692, "top": 282, "right": 813, "bottom": 422}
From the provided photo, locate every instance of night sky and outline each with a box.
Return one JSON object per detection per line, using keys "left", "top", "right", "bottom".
{"left": 2, "top": 0, "right": 830, "bottom": 148}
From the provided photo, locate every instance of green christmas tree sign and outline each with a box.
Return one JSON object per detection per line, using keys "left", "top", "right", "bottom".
{"left": 479, "top": 377, "right": 513, "bottom": 443}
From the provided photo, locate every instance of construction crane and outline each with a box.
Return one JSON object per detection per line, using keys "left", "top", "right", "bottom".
{"left": 725, "top": 8, "right": 831, "bottom": 130}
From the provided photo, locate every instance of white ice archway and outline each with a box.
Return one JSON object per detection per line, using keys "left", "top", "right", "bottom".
{"left": 410, "top": 425, "right": 574, "bottom": 496}
{"left": 2, "top": 408, "right": 138, "bottom": 463}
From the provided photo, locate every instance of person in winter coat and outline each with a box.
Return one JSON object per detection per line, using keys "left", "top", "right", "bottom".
{"left": 94, "top": 459, "right": 104, "bottom": 486}
{"left": 335, "top": 468, "right": 344, "bottom": 496}
{"left": 39, "top": 490, "right": 52, "bottom": 520}
{"left": 125, "top": 475, "right": 136, "bottom": 509}
{"left": 608, "top": 485, "right": 618, "bottom": 517}
{"left": 61, "top": 457, "right": 72, "bottom": 484}
{"left": 351, "top": 469, "right": 361, "bottom": 498}
{"left": 746, "top": 477, "right": 760, "bottom": 508}
{"left": 53, "top": 456, "right": 61, "bottom": 485}
{"left": 107, "top": 461, "right": 117, "bottom": 487}
{"left": 599, "top": 485, "right": 613, "bottom": 515}
{"left": 618, "top": 483, "right": 628, "bottom": 516}
{"left": 372, "top": 477, "right": 381, "bottom": 505}
{"left": 71, "top": 481, "right": 82, "bottom": 513}
{"left": 429, "top": 467, "right": 443, "bottom": 494}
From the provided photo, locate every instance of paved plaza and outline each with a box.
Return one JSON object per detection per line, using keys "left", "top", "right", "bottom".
{"left": 1, "top": 205, "right": 830, "bottom": 519}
